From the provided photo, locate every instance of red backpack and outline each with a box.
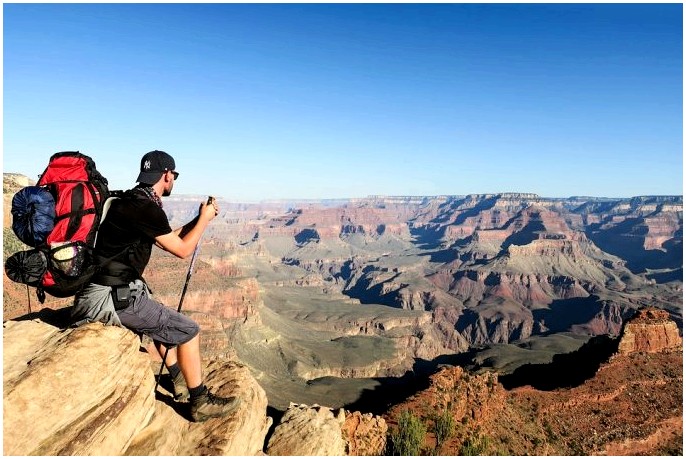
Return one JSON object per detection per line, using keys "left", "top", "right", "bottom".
{"left": 5, "top": 151, "right": 110, "bottom": 303}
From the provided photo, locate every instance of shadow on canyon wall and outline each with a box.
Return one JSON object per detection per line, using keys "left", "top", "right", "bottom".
{"left": 342, "top": 334, "right": 621, "bottom": 415}
{"left": 587, "top": 219, "right": 683, "bottom": 273}
{"left": 453, "top": 296, "right": 610, "bottom": 342}
{"left": 647, "top": 267, "right": 683, "bottom": 284}
{"left": 343, "top": 371, "right": 432, "bottom": 416}
{"left": 500, "top": 219, "right": 547, "bottom": 251}
{"left": 532, "top": 296, "right": 607, "bottom": 334}
{"left": 407, "top": 226, "right": 461, "bottom": 264}
{"left": 498, "top": 334, "right": 620, "bottom": 390}
{"left": 342, "top": 269, "right": 404, "bottom": 308}
{"left": 408, "top": 225, "right": 445, "bottom": 251}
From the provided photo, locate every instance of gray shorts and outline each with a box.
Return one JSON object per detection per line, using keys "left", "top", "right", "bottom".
{"left": 116, "top": 290, "right": 200, "bottom": 347}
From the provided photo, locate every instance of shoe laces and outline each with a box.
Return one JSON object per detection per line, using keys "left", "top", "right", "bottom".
{"left": 205, "top": 390, "right": 229, "bottom": 405}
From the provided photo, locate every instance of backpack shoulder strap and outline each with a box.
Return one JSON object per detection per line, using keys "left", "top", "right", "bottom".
{"left": 93, "top": 196, "right": 117, "bottom": 246}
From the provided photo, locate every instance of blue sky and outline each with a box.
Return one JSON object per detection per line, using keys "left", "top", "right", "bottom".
{"left": 3, "top": 3, "right": 683, "bottom": 201}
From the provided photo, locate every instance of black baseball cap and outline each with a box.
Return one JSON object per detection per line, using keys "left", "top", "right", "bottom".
{"left": 136, "top": 150, "right": 176, "bottom": 185}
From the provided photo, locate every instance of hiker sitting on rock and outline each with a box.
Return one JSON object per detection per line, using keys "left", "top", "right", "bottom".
{"left": 72, "top": 150, "right": 239, "bottom": 422}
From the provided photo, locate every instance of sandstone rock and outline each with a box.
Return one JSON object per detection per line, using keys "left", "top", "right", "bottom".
{"left": 343, "top": 410, "right": 388, "bottom": 455}
{"left": 4, "top": 318, "right": 273, "bottom": 456}
{"left": 126, "top": 360, "right": 272, "bottom": 456}
{"left": 266, "top": 403, "right": 346, "bottom": 455}
{"left": 3, "top": 320, "right": 156, "bottom": 455}
{"left": 617, "top": 308, "right": 682, "bottom": 354}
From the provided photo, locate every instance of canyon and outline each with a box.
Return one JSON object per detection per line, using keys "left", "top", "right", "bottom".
{"left": 2, "top": 174, "right": 682, "bottom": 454}
{"left": 155, "top": 190, "right": 682, "bottom": 410}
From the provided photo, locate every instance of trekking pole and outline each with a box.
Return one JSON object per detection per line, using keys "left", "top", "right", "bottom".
{"left": 153, "top": 196, "right": 214, "bottom": 396}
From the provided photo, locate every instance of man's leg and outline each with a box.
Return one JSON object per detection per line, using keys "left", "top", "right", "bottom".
{"left": 155, "top": 342, "right": 176, "bottom": 365}
{"left": 117, "top": 293, "right": 240, "bottom": 420}
{"left": 154, "top": 342, "right": 189, "bottom": 401}
{"left": 173, "top": 333, "right": 241, "bottom": 422}
{"left": 176, "top": 334, "right": 203, "bottom": 389}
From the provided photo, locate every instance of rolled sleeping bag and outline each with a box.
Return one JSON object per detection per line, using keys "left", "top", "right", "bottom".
{"left": 11, "top": 186, "right": 56, "bottom": 247}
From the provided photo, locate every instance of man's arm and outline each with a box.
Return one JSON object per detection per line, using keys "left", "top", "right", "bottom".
{"left": 155, "top": 200, "right": 218, "bottom": 259}
{"left": 173, "top": 215, "right": 200, "bottom": 238}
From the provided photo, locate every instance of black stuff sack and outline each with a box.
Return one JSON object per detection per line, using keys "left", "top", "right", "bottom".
{"left": 5, "top": 250, "right": 48, "bottom": 287}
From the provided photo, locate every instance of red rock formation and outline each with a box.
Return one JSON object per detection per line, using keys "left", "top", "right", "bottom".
{"left": 259, "top": 204, "right": 415, "bottom": 241}
{"left": 584, "top": 198, "right": 683, "bottom": 270}
{"left": 617, "top": 308, "right": 682, "bottom": 354}
{"left": 187, "top": 311, "right": 237, "bottom": 360}
{"left": 446, "top": 269, "right": 590, "bottom": 308}
{"left": 343, "top": 411, "right": 388, "bottom": 455}
{"left": 384, "top": 366, "right": 504, "bottom": 454}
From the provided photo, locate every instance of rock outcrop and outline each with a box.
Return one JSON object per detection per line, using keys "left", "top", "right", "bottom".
{"left": 343, "top": 411, "right": 388, "bottom": 455}
{"left": 259, "top": 402, "right": 389, "bottom": 456}
{"left": 4, "top": 314, "right": 393, "bottom": 456}
{"left": 266, "top": 403, "right": 347, "bottom": 456}
{"left": 3, "top": 320, "right": 156, "bottom": 455}
{"left": 126, "top": 360, "right": 272, "bottom": 456}
{"left": 3, "top": 319, "right": 271, "bottom": 456}
{"left": 617, "top": 307, "right": 682, "bottom": 354}
{"left": 385, "top": 366, "right": 503, "bottom": 440}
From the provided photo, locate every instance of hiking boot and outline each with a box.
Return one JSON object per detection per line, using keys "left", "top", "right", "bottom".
{"left": 190, "top": 389, "right": 241, "bottom": 422}
{"left": 172, "top": 372, "right": 189, "bottom": 402}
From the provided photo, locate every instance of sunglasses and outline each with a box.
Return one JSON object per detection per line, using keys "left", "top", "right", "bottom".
{"left": 165, "top": 169, "right": 179, "bottom": 180}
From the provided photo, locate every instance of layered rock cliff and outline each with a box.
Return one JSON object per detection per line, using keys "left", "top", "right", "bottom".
{"left": 617, "top": 307, "right": 682, "bottom": 354}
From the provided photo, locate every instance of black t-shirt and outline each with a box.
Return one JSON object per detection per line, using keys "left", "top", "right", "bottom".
{"left": 93, "top": 188, "right": 172, "bottom": 284}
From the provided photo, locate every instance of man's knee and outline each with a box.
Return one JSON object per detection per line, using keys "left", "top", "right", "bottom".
{"left": 163, "top": 308, "right": 200, "bottom": 345}
{"left": 189, "top": 321, "right": 200, "bottom": 339}
{"left": 178, "top": 322, "right": 200, "bottom": 346}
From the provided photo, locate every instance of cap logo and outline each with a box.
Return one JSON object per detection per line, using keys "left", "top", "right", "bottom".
{"left": 143, "top": 160, "right": 151, "bottom": 170}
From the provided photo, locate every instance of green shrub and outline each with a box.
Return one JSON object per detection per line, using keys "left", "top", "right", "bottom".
{"left": 389, "top": 410, "right": 427, "bottom": 456}
{"left": 433, "top": 409, "right": 456, "bottom": 448}
{"left": 459, "top": 433, "right": 490, "bottom": 456}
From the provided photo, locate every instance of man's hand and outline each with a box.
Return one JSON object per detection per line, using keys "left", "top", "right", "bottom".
{"left": 199, "top": 197, "right": 219, "bottom": 222}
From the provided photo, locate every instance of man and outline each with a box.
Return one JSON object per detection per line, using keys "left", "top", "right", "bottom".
{"left": 73, "top": 150, "right": 239, "bottom": 422}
